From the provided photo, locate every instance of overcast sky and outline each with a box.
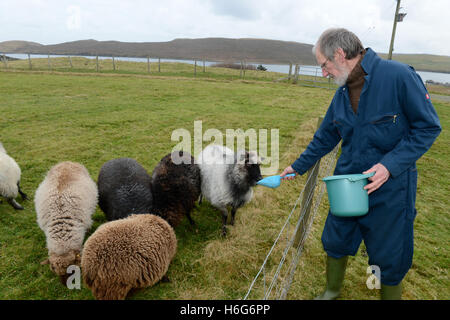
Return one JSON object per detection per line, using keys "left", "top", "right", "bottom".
{"left": 2, "top": 0, "right": 449, "bottom": 56}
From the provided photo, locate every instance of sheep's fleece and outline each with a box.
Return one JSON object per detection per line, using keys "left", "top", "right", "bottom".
{"left": 81, "top": 214, "right": 177, "bottom": 300}
{"left": 0, "top": 142, "right": 25, "bottom": 209}
{"left": 35, "top": 161, "right": 98, "bottom": 276}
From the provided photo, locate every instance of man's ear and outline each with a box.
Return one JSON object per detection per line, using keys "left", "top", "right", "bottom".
{"left": 336, "top": 47, "right": 346, "bottom": 61}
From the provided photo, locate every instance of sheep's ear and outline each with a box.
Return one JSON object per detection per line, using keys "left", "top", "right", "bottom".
{"left": 247, "top": 151, "right": 260, "bottom": 164}
{"left": 41, "top": 259, "right": 50, "bottom": 265}
{"left": 236, "top": 150, "right": 247, "bottom": 164}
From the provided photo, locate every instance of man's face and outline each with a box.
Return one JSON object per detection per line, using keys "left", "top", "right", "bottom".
{"left": 316, "top": 48, "right": 349, "bottom": 86}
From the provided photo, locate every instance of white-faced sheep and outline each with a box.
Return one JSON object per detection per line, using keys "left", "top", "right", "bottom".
{"left": 35, "top": 161, "right": 98, "bottom": 282}
{"left": 81, "top": 213, "right": 177, "bottom": 300}
{"left": 151, "top": 151, "right": 201, "bottom": 228}
{"left": 0, "top": 142, "right": 28, "bottom": 210}
{"left": 97, "top": 158, "right": 153, "bottom": 221}
{"left": 197, "top": 144, "right": 262, "bottom": 236}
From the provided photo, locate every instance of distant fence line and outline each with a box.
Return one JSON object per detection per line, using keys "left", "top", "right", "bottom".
{"left": 0, "top": 52, "right": 335, "bottom": 89}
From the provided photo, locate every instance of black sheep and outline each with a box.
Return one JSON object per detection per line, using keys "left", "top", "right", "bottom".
{"left": 97, "top": 158, "right": 153, "bottom": 221}
{"left": 151, "top": 151, "right": 201, "bottom": 228}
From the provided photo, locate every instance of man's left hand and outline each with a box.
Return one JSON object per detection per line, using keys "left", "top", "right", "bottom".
{"left": 363, "top": 163, "right": 391, "bottom": 195}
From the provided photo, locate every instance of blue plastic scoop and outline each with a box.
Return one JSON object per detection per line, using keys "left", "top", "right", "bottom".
{"left": 257, "top": 173, "right": 296, "bottom": 188}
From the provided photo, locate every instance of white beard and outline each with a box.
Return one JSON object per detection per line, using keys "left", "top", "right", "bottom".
{"left": 331, "top": 62, "right": 350, "bottom": 86}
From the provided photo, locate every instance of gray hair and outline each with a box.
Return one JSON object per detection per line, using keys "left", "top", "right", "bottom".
{"left": 313, "top": 28, "right": 364, "bottom": 61}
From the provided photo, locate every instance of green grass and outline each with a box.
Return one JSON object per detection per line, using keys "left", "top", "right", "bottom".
{"left": 0, "top": 67, "right": 448, "bottom": 300}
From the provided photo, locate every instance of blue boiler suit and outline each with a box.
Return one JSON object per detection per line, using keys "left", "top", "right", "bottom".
{"left": 291, "top": 48, "right": 441, "bottom": 285}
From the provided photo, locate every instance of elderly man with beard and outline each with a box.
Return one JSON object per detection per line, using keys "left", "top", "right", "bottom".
{"left": 281, "top": 28, "right": 441, "bottom": 300}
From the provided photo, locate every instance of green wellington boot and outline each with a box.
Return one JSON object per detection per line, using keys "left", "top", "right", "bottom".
{"left": 380, "top": 282, "right": 402, "bottom": 300}
{"left": 314, "top": 255, "right": 348, "bottom": 300}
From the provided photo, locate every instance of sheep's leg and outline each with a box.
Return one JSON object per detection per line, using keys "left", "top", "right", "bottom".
{"left": 230, "top": 207, "right": 238, "bottom": 226}
{"left": 186, "top": 211, "right": 196, "bottom": 227}
{"left": 7, "top": 198, "right": 24, "bottom": 210}
{"left": 219, "top": 207, "right": 229, "bottom": 237}
{"left": 18, "top": 182, "right": 28, "bottom": 200}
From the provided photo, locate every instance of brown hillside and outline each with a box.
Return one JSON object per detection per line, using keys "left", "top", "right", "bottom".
{"left": 0, "top": 38, "right": 316, "bottom": 65}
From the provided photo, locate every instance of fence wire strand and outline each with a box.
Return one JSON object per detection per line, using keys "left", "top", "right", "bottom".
{"left": 244, "top": 144, "right": 339, "bottom": 300}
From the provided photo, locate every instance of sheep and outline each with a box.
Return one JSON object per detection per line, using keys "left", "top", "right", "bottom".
{"left": 81, "top": 213, "right": 177, "bottom": 300}
{"left": 97, "top": 158, "right": 153, "bottom": 221}
{"left": 35, "top": 161, "right": 98, "bottom": 282}
{"left": 151, "top": 151, "right": 201, "bottom": 228}
{"left": 0, "top": 142, "right": 28, "bottom": 210}
{"left": 197, "top": 144, "right": 263, "bottom": 236}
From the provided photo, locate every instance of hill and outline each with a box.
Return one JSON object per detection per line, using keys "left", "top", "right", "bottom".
{"left": 1, "top": 38, "right": 449, "bottom": 72}
{"left": 0, "top": 38, "right": 316, "bottom": 65}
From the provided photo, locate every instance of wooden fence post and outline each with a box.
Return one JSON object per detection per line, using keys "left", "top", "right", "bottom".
{"left": 158, "top": 58, "right": 161, "bottom": 72}
{"left": 28, "top": 54, "right": 32, "bottom": 70}
{"left": 293, "top": 64, "right": 299, "bottom": 84}
{"left": 68, "top": 56, "right": 73, "bottom": 68}
{"left": 288, "top": 63, "right": 293, "bottom": 81}
{"left": 48, "top": 54, "right": 52, "bottom": 71}
{"left": 194, "top": 59, "right": 197, "bottom": 76}
{"left": 96, "top": 56, "right": 99, "bottom": 72}
{"left": 2, "top": 54, "right": 7, "bottom": 69}
{"left": 112, "top": 56, "right": 116, "bottom": 71}
{"left": 203, "top": 59, "right": 206, "bottom": 73}
{"left": 147, "top": 56, "right": 150, "bottom": 73}
{"left": 293, "top": 116, "right": 324, "bottom": 249}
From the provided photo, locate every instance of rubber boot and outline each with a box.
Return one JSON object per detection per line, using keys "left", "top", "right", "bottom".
{"left": 314, "top": 255, "right": 348, "bottom": 300}
{"left": 380, "top": 282, "right": 402, "bottom": 300}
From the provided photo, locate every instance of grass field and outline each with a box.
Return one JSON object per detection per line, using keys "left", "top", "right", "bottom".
{"left": 0, "top": 66, "right": 448, "bottom": 300}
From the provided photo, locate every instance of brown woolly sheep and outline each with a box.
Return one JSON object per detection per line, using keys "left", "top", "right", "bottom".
{"left": 81, "top": 214, "right": 177, "bottom": 300}
{"left": 151, "top": 151, "right": 201, "bottom": 228}
{"left": 35, "top": 161, "right": 98, "bottom": 282}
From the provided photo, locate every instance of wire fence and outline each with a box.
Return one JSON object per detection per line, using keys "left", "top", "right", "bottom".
{"left": 0, "top": 52, "right": 337, "bottom": 89}
{"left": 244, "top": 120, "right": 340, "bottom": 300}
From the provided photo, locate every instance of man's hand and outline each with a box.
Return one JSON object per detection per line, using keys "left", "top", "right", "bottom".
{"left": 363, "top": 163, "right": 390, "bottom": 194}
{"left": 280, "top": 166, "right": 297, "bottom": 180}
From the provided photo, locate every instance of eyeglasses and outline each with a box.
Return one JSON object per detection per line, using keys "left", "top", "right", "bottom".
{"left": 320, "top": 58, "right": 330, "bottom": 71}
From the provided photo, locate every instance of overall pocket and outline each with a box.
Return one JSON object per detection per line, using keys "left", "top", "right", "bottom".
{"left": 367, "top": 113, "right": 404, "bottom": 152}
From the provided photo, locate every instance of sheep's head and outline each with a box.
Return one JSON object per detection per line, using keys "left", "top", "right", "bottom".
{"left": 43, "top": 250, "right": 81, "bottom": 283}
{"left": 237, "top": 150, "right": 263, "bottom": 186}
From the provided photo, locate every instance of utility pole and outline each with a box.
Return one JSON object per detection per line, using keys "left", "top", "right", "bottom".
{"left": 388, "top": 0, "right": 402, "bottom": 60}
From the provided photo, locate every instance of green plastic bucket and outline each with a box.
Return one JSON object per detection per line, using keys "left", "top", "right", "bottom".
{"left": 322, "top": 172, "right": 375, "bottom": 217}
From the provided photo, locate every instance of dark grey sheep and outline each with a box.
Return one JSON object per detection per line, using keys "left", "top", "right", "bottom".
{"left": 97, "top": 158, "right": 153, "bottom": 221}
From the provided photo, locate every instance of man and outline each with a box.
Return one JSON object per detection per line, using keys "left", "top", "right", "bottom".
{"left": 280, "top": 28, "right": 441, "bottom": 300}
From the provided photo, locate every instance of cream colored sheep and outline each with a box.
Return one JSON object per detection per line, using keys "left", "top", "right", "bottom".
{"left": 35, "top": 161, "right": 98, "bottom": 281}
{"left": 81, "top": 214, "right": 177, "bottom": 300}
{"left": 0, "top": 142, "right": 28, "bottom": 210}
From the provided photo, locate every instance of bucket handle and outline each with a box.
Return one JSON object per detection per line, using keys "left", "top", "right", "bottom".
{"left": 347, "top": 172, "right": 375, "bottom": 182}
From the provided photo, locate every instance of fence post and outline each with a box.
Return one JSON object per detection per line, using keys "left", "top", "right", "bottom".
{"left": 203, "top": 59, "right": 206, "bottom": 73}
{"left": 194, "top": 59, "right": 197, "bottom": 76}
{"left": 158, "top": 58, "right": 161, "bottom": 72}
{"left": 68, "top": 56, "right": 73, "bottom": 68}
{"left": 147, "top": 56, "right": 150, "bottom": 73}
{"left": 293, "top": 116, "right": 324, "bottom": 249}
{"left": 48, "top": 54, "right": 52, "bottom": 71}
{"left": 112, "top": 56, "right": 116, "bottom": 71}
{"left": 293, "top": 64, "right": 299, "bottom": 84}
{"left": 28, "top": 53, "right": 32, "bottom": 70}
{"left": 2, "top": 54, "right": 7, "bottom": 69}
{"left": 96, "top": 56, "right": 99, "bottom": 72}
{"left": 288, "top": 63, "right": 292, "bottom": 81}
